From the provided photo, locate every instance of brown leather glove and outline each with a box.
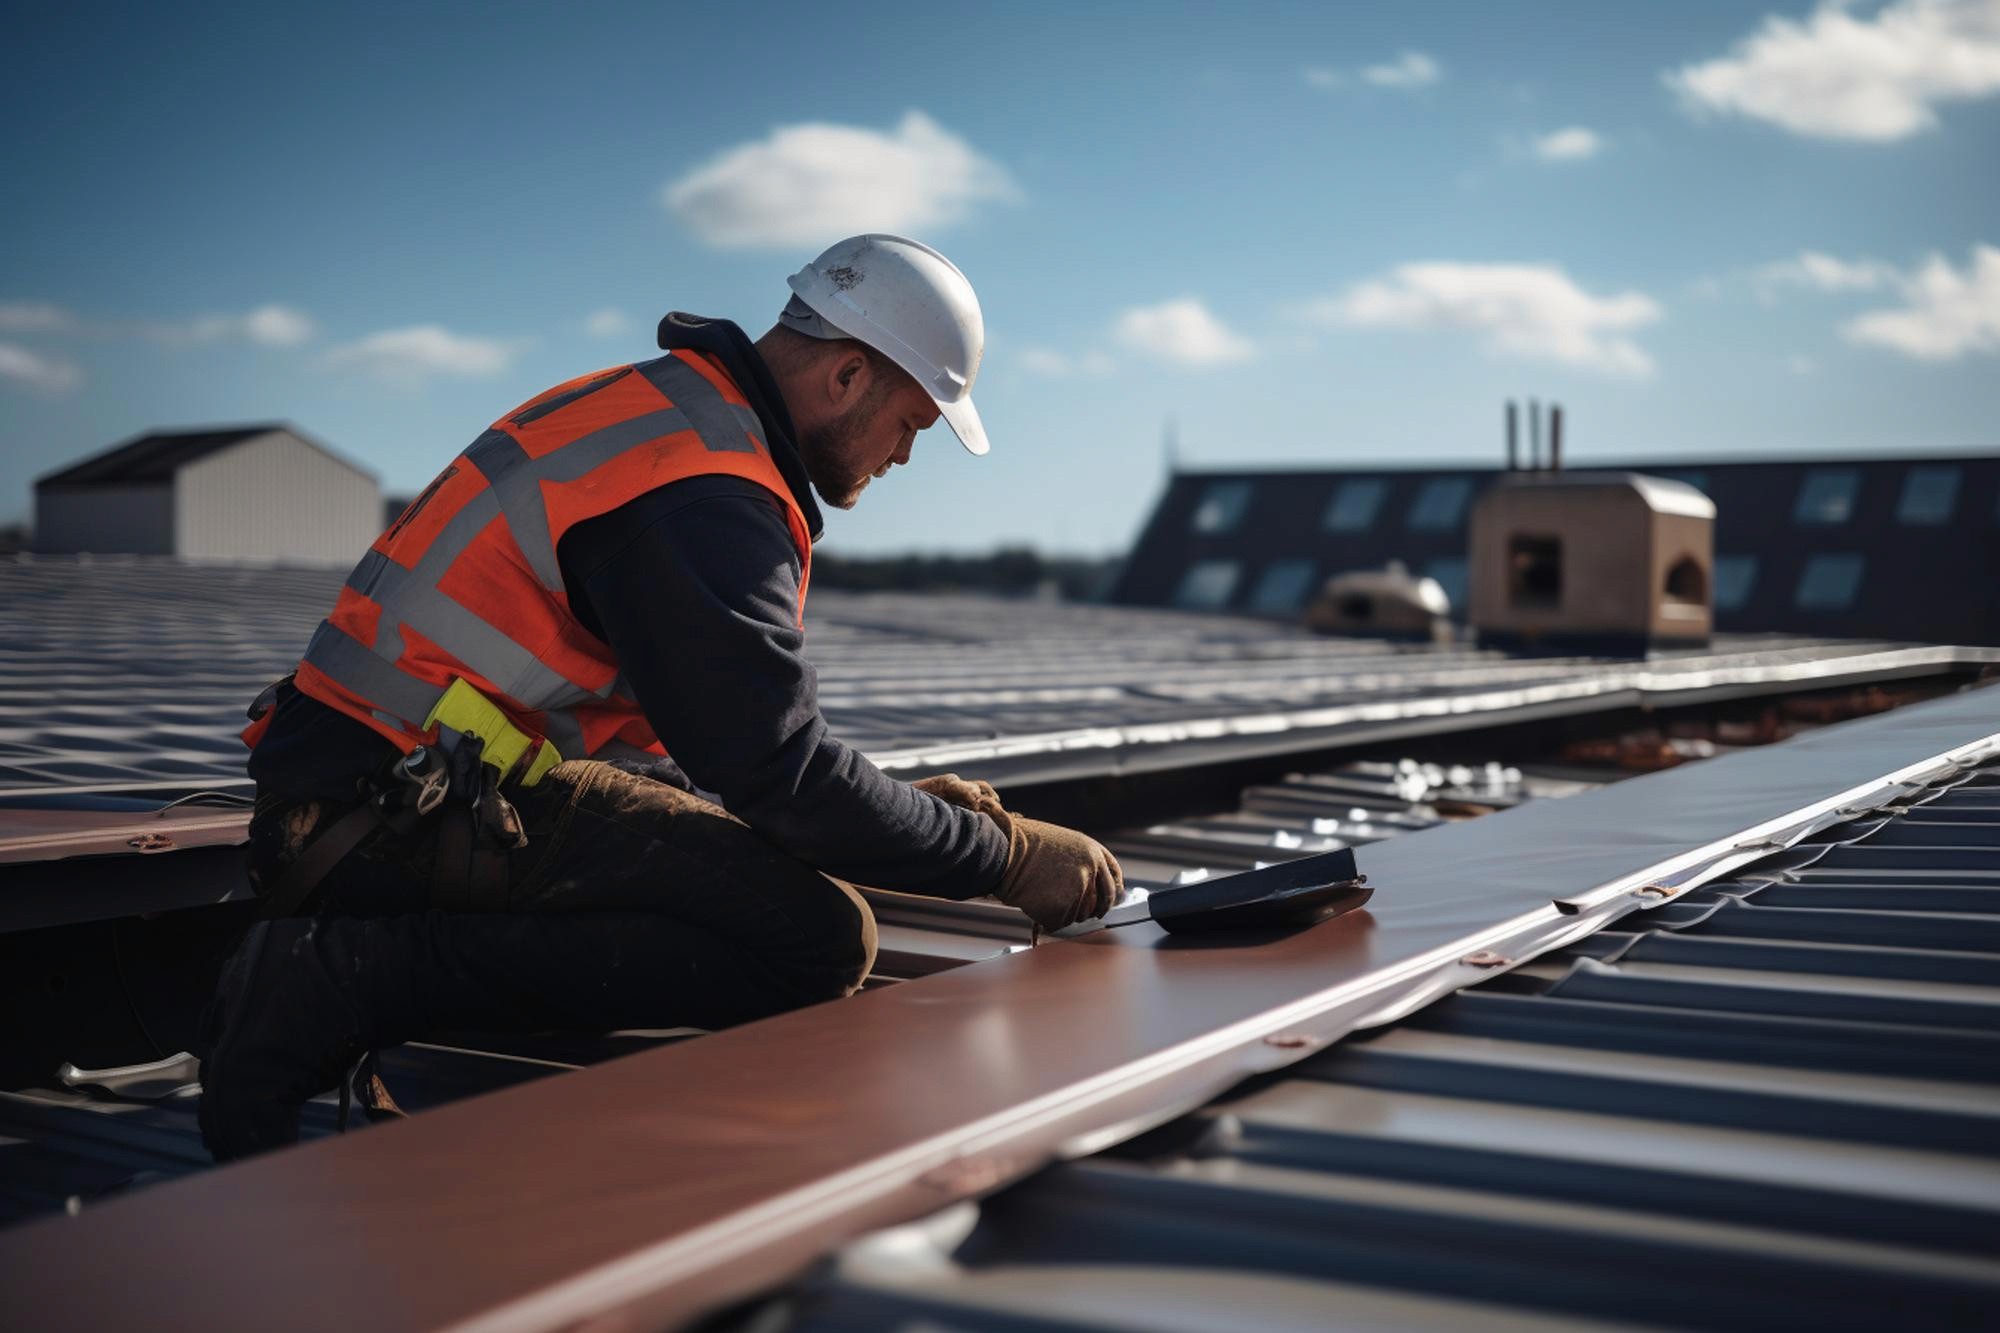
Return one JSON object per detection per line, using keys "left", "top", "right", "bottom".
{"left": 985, "top": 806, "right": 1124, "bottom": 932}
{"left": 911, "top": 772, "right": 1003, "bottom": 816}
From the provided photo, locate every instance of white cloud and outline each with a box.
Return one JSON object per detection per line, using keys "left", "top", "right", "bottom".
{"left": 1362, "top": 51, "right": 1442, "bottom": 89}
{"left": 1754, "top": 250, "right": 1899, "bottom": 297}
{"left": 1667, "top": 0, "right": 2000, "bottom": 142}
{"left": 323, "top": 325, "right": 523, "bottom": 380}
{"left": 1842, "top": 244, "right": 2000, "bottom": 359}
{"left": 583, "top": 308, "right": 632, "bottom": 338}
{"left": 1018, "top": 346, "right": 1073, "bottom": 377}
{"left": 663, "top": 111, "right": 1018, "bottom": 249}
{"left": 1788, "top": 353, "right": 1819, "bottom": 375}
{"left": 161, "top": 306, "right": 316, "bottom": 346}
{"left": 1113, "top": 299, "right": 1255, "bottom": 367}
{"left": 0, "top": 341, "right": 83, "bottom": 392}
{"left": 1532, "top": 126, "right": 1604, "bottom": 162}
{"left": 1306, "top": 51, "right": 1441, "bottom": 92}
{"left": 1308, "top": 261, "right": 1662, "bottom": 377}
{"left": 0, "top": 300, "right": 312, "bottom": 345}
{"left": 240, "top": 304, "right": 316, "bottom": 346}
{"left": 0, "top": 302, "right": 79, "bottom": 334}
{"left": 1015, "top": 346, "right": 1116, "bottom": 378}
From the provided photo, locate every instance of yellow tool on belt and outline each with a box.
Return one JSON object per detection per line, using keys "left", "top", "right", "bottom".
{"left": 423, "top": 679, "right": 562, "bottom": 787}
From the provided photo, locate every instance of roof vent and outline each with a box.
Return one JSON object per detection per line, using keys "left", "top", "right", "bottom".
{"left": 1305, "top": 562, "right": 1452, "bottom": 642}
{"left": 1468, "top": 473, "right": 1715, "bottom": 652}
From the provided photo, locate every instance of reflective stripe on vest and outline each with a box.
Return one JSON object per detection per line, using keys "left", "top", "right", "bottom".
{"left": 288, "top": 350, "right": 813, "bottom": 761}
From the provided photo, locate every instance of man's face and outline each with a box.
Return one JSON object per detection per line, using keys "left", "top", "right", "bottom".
{"left": 800, "top": 363, "right": 942, "bottom": 510}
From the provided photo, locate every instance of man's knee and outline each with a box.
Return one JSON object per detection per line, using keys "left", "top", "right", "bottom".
{"left": 819, "top": 876, "right": 879, "bottom": 997}
{"left": 760, "top": 874, "right": 877, "bottom": 1005}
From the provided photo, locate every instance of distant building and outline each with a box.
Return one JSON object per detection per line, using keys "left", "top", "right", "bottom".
{"left": 1113, "top": 454, "right": 2000, "bottom": 646}
{"left": 34, "top": 424, "right": 379, "bottom": 564}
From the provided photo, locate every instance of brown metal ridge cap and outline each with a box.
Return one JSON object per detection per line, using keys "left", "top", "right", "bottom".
{"left": 0, "top": 908, "right": 1388, "bottom": 1333}
{"left": 4, "top": 685, "right": 1998, "bottom": 1332}
{"left": 0, "top": 808, "right": 251, "bottom": 864}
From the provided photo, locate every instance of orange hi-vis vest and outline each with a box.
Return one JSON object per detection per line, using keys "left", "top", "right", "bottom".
{"left": 278, "top": 350, "right": 813, "bottom": 768}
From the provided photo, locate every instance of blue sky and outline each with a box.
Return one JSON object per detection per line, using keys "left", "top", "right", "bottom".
{"left": 4, "top": 0, "right": 1997, "bottom": 555}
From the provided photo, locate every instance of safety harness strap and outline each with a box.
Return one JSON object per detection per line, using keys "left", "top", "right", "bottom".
{"left": 259, "top": 802, "right": 392, "bottom": 920}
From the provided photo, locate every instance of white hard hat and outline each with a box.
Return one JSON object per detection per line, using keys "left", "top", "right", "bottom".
{"left": 786, "top": 234, "right": 990, "bottom": 456}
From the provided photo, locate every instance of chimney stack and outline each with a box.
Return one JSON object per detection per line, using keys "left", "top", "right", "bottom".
{"left": 1550, "top": 404, "right": 1563, "bottom": 472}
{"left": 1505, "top": 401, "right": 1518, "bottom": 471}
{"left": 1529, "top": 399, "right": 1542, "bottom": 470}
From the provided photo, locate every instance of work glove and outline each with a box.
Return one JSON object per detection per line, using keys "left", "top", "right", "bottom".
{"left": 911, "top": 771, "right": 1002, "bottom": 816}
{"left": 911, "top": 773, "right": 1122, "bottom": 930}
{"left": 986, "top": 806, "right": 1125, "bottom": 933}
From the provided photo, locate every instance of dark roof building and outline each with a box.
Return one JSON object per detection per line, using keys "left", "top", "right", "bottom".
{"left": 33, "top": 424, "right": 380, "bottom": 564}
{"left": 1114, "top": 453, "right": 2000, "bottom": 646}
{"left": 36, "top": 426, "right": 290, "bottom": 488}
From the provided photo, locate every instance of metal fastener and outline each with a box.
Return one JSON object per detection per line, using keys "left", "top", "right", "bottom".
{"left": 919, "top": 1156, "right": 1010, "bottom": 1194}
{"left": 127, "top": 833, "right": 174, "bottom": 853}
{"left": 1460, "top": 950, "right": 1512, "bottom": 968}
{"left": 1633, "top": 883, "right": 1673, "bottom": 899}
{"left": 1262, "top": 1032, "right": 1319, "bottom": 1050}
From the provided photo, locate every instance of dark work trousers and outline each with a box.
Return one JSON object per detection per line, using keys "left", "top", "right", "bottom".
{"left": 245, "top": 760, "right": 879, "bottom": 1035}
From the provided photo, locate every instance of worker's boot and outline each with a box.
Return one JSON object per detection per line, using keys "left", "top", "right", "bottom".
{"left": 197, "top": 905, "right": 856, "bottom": 1163}
{"left": 197, "top": 916, "right": 420, "bottom": 1162}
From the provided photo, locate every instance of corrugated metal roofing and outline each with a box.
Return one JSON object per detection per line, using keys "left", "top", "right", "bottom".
{"left": 3, "top": 685, "right": 1995, "bottom": 1331}
{"left": 0, "top": 753, "right": 1582, "bottom": 1227}
{"left": 1, "top": 557, "right": 1991, "bottom": 793}
{"left": 33, "top": 427, "right": 286, "bottom": 488}
{"left": 781, "top": 763, "right": 2000, "bottom": 1331}
{"left": 4, "top": 550, "right": 1999, "bottom": 1328}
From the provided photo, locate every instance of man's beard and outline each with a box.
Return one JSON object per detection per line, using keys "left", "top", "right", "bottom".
{"left": 800, "top": 387, "right": 890, "bottom": 511}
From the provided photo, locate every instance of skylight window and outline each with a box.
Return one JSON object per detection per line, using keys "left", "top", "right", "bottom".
{"left": 1174, "top": 560, "right": 1241, "bottom": 610}
{"left": 1713, "top": 555, "right": 1758, "bottom": 612}
{"left": 1796, "top": 554, "right": 1864, "bottom": 611}
{"left": 1321, "top": 479, "right": 1388, "bottom": 533}
{"left": 1897, "top": 466, "right": 1959, "bottom": 526}
{"left": 1189, "top": 481, "right": 1254, "bottom": 535}
{"left": 1248, "top": 559, "right": 1319, "bottom": 614}
{"left": 1406, "top": 478, "right": 1474, "bottom": 531}
{"left": 1793, "top": 469, "right": 1860, "bottom": 526}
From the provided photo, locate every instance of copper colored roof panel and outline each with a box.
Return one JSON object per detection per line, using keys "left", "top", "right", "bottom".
{"left": 2, "top": 684, "right": 1995, "bottom": 1330}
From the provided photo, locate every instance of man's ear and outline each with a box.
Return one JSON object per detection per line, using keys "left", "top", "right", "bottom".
{"left": 824, "top": 349, "right": 869, "bottom": 409}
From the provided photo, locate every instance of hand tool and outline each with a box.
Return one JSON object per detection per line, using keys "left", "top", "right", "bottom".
{"left": 1095, "top": 847, "right": 1371, "bottom": 934}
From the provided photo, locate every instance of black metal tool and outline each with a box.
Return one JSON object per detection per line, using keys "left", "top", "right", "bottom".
{"left": 1102, "top": 847, "right": 1371, "bottom": 934}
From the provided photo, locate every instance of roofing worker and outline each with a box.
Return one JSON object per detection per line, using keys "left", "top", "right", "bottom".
{"left": 200, "top": 234, "right": 1124, "bottom": 1161}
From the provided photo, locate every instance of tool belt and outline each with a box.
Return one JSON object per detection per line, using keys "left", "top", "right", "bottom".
{"left": 251, "top": 677, "right": 562, "bottom": 919}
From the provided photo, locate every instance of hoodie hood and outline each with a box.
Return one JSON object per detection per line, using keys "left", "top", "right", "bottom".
{"left": 656, "top": 311, "right": 824, "bottom": 542}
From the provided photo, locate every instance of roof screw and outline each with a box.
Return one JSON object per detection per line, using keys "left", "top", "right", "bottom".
{"left": 127, "top": 833, "right": 174, "bottom": 853}
{"left": 1262, "top": 1032, "right": 1319, "bottom": 1050}
{"left": 919, "top": 1156, "right": 1009, "bottom": 1194}
{"left": 1633, "top": 884, "right": 1673, "bottom": 899}
{"left": 1460, "top": 950, "right": 1512, "bottom": 968}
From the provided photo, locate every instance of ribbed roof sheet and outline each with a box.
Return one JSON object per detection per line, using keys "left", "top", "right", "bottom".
{"left": 781, "top": 745, "right": 2000, "bottom": 1331}
{"left": 2, "top": 558, "right": 1992, "bottom": 795}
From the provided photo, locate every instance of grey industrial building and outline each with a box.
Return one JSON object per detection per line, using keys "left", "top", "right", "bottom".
{"left": 33, "top": 424, "right": 380, "bottom": 565}
{"left": 1114, "top": 453, "right": 2000, "bottom": 646}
